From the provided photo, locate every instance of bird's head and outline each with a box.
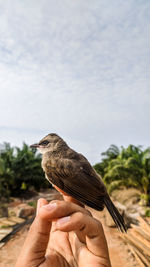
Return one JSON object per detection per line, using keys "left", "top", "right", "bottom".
{"left": 30, "top": 133, "right": 66, "bottom": 154}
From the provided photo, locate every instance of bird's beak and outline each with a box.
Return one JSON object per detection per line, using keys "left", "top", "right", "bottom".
{"left": 30, "top": 143, "right": 39, "bottom": 148}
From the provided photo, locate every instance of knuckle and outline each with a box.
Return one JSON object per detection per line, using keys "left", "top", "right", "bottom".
{"left": 95, "top": 218, "right": 102, "bottom": 227}
{"left": 75, "top": 211, "right": 85, "bottom": 221}
{"left": 50, "top": 199, "right": 70, "bottom": 213}
{"left": 73, "top": 212, "right": 85, "bottom": 229}
{"left": 93, "top": 218, "right": 103, "bottom": 230}
{"left": 85, "top": 209, "right": 92, "bottom": 217}
{"left": 50, "top": 200, "right": 65, "bottom": 209}
{"left": 50, "top": 200, "right": 60, "bottom": 205}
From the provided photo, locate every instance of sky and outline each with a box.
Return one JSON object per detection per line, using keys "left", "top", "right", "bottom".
{"left": 0, "top": 0, "right": 150, "bottom": 164}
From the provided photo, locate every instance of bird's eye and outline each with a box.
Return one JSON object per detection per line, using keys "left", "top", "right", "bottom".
{"left": 39, "top": 140, "right": 49, "bottom": 146}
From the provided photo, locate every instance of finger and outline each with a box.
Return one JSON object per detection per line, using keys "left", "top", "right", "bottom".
{"left": 39, "top": 199, "right": 91, "bottom": 240}
{"left": 62, "top": 196, "right": 92, "bottom": 243}
{"left": 56, "top": 211, "right": 110, "bottom": 259}
{"left": 36, "top": 197, "right": 48, "bottom": 215}
{"left": 16, "top": 198, "right": 52, "bottom": 267}
{"left": 39, "top": 200, "right": 91, "bottom": 244}
{"left": 63, "top": 195, "right": 84, "bottom": 207}
{"left": 40, "top": 200, "right": 91, "bottom": 220}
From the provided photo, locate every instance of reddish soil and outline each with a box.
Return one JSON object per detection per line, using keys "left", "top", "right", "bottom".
{"left": 0, "top": 210, "right": 138, "bottom": 267}
{"left": 91, "top": 209, "right": 138, "bottom": 267}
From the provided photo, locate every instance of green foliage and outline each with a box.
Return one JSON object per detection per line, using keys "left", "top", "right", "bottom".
{"left": 28, "top": 201, "right": 37, "bottom": 208}
{"left": 0, "top": 225, "right": 11, "bottom": 229}
{"left": 93, "top": 144, "right": 150, "bottom": 205}
{"left": 0, "top": 142, "right": 50, "bottom": 199}
{"left": 140, "top": 193, "right": 150, "bottom": 205}
{"left": 145, "top": 209, "right": 150, "bottom": 217}
{"left": 107, "top": 180, "right": 124, "bottom": 194}
{"left": 94, "top": 162, "right": 106, "bottom": 177}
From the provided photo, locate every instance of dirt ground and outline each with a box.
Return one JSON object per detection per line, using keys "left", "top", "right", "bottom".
{"left": 91, "top": 209, "right": 138, "bottom": 267}
{"left": 0, "top": 209, "right": 138, "bottom": 267}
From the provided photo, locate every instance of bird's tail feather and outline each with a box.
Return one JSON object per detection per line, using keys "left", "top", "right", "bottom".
{"left": 104, "top": 196, "right": 127, "bottom": 233}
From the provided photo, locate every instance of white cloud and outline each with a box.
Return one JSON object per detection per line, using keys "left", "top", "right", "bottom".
{"left": 0, "top": 0, "right": 150, "bottom": 163}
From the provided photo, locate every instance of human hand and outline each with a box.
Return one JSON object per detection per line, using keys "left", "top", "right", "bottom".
{"left": 15, "top": 198, "right": 111, "bottom": 267}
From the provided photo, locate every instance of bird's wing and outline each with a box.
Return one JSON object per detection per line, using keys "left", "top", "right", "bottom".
{"left": 45, "top": 157, "right": 106, "bottom": 210}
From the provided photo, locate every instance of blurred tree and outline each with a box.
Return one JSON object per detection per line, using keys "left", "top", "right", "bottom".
{"left": 93, "top": 145, "right": 150, "bottom": 204}
{"left": 0, "top": 142, "right": 50, "bottom": 199}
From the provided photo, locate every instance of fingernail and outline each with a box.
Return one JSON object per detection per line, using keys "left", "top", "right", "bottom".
{"left": 56, "top": 216, "right": 70, "bottom": 226}
{"left": 43, "top": 202, "right": 57, "bottom": 211}
{"left": 36, "top": 198, "right": 48, "bottom": 215}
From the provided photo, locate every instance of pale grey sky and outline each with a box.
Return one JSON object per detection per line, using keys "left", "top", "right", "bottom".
{"left": 0, "top": 0, "right": 150, "bottom": 164}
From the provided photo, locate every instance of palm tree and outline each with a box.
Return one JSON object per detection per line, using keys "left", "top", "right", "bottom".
{"left": 93, "top": 145, "right": 120, "bottom": 177}
{"left": 12, "top": 143, "right": 48, "bottom": 194}
{"left": 0, "top": 142, "right": 49, "bottom": 199}
{"left": 0, "top": 143, "right": 15, "bottom": 200}
{"left": 94, "top": 145, "right": 150, "bottom": 204}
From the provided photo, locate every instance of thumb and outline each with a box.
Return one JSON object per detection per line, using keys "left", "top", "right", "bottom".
{"left": 15, "top": 198, "right": 51, "bottom": 267}
{"left": 63, "top": 195, "right": 84, "bottom": 207}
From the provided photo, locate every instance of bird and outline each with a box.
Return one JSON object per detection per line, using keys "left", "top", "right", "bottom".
{"left": 30, "top": 133, "right": 126, "bottom": 232}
